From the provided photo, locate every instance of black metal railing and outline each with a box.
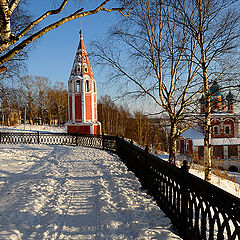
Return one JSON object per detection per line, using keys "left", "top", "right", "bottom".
{"left": 0, "top": 131, "right": 116, "bottom": 151}
{"left": 0, "top": 131, "right": 239, "bottom": 239}
{"left": 115, "top": 137, "right": 240, "bottom": 240}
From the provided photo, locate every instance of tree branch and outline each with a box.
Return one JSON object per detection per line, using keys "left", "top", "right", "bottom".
{"left": 9, "top": 0, "right": 20, "bottom": 15}
{"left": 0, "top": 0, "right": 125, "bottom": 65}
{"left": 13, "top": 0, "right": 69, "bottom": 44}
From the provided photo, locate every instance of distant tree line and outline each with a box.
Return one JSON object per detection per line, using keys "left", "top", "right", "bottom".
{"left": 98, "top": 95, "right": 168, "bottom": 153}
{"left": 0, "top": 76, "right": 168, "bottom": 152}
{"left": 0, "top": 75, "right": 68, "bottom": 126}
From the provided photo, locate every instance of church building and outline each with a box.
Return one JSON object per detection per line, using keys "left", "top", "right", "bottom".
{"left": 66, "top": 30, "right": 101, "bottom": 135}
{"left": 179, "top": 81, "right": 240, "bottom": 172}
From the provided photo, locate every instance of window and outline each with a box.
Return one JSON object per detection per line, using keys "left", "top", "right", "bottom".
{"left": 225, "top": 126, "right": 230, "bottom": 135}
{"left": 76, "top": 80, "right": 80, "bottom": 92}
{"left": 93, "top": 82, "right": 96, "bottom": 92}
{"left": 77, "top": 66, "right": 81, "bottom": 72}
{"left": 186, "top": 141, "right": 189, "bottom": 152}
{"left": 213, "top": 146, "right": 223, "bottom": 158}
{"left": 83, "top": 63, "right": 88, "bottom": 73}
{"left": 214, "top": 126, "right": 219, "bottom": 135}
{"left": 228, "top": 146, "right": 238, "bottom": 158}
{"left": 83, "top": 55, "right": 86, "bottom": 61}
{"left": 86, "top": 80, "right": 90, "bottom": 92}
{"left": 198, "top": 146, "right": 204, "bottom": 158}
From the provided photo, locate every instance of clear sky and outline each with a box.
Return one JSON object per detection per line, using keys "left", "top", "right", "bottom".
{"left": 24, "top": 1, "right": 158, "bottom": 113}
{"left": 26, "top": 1, "right": 120, "bottom": 96}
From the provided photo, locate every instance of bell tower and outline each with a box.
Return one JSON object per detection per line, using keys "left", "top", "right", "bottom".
{"left": 66, "top": 30, "right": 101, "bottom": 135}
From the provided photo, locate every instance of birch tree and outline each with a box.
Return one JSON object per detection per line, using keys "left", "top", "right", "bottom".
{"left": 177, "top": 0, "right": 240, "bottom": 181}
{"left": 93, "top": 0, "right": 200, "bottom": 164}
{"left": 0, "top": 0, "right": 132, "bottom": 74}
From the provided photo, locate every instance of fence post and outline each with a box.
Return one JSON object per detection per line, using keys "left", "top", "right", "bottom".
{"left": 140, "top": 145, "right": 149, "bottom": 190}
{"left": 181, "top": 160, "right": 189, "bottom": 239}
{"left": 115, "top": 134, "right": 119, "bottom": 153}
{"left": 102, "top": 132, "right": 105, "bottom": 150}
{"left": 75, "top": 132, "right": 78, "bottom": 146}
{"left": 37, "top": 131, "right": 40, "bottom": 144}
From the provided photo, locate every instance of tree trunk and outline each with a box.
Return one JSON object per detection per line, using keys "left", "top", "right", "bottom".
{"left": 204, "top": 94, "right": 212, "bottom": 182}
{"left": 198, "top": 0, "right": 212, "bottom": 182}
{"left": 169, "top": 122, "right": 177, "bottom": 165}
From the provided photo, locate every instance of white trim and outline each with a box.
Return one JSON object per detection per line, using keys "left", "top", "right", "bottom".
{"left": 72, "top": 93, "right": 75, "bottom": 122}
{"left": 224, "top": 146, "right": 228, "bottom": 159}
{"left": 90, "top": 125, "right": 94, "bottom": 134}
{"left": 82, "top": 81, "right": 86, "bottom": 122}
{"left": 91, "top": 86, "right": 94, "bottom": 122}
{"left": 68, "top": 95, "right": 70, "bottom": 121}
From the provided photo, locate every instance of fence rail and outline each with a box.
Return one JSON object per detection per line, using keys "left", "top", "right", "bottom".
{"left": 0, "top": 131, "right": 239, "bottom": 239}
{"left": 0, "top": 131, "right": 116, "bottom": 151}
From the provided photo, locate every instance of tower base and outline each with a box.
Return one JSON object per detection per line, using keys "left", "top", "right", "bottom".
{"left": 66, "top": 121, "right": 101, "bottom": 135}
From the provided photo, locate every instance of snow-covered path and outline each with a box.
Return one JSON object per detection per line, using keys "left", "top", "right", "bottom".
{"left": 0, "top": 144, "right": 181, "bottom": 239}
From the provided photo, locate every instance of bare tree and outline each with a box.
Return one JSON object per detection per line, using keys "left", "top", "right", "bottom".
{"left": 35, "top": 76, "right": 50, "bottom": 125}
{"left": 177, "top": 0, "right": 240, "bottom": 181}
{"left": 20, "top": 75, "right": 37, "bottom": 124}
{"left": 0, "top": 1, "right": 34, "bottom": 83}
{"left": 93, "top": 0, "right": 201, "bottom": 164}
{"left": 98, "top": 95, "right": 167, "bottom": 152}
{"left": 0, "top": 0, "right": 133, "bottom": 74}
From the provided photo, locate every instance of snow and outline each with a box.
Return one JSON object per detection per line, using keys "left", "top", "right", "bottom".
{"left": 180, "top": 126, "right": 204, "bottom": 140}
{"left": 156, "top": 155, "right": 240, "bottom": 198}
{"left": 0, "top": 124, "right": 66, "bottom": 133}
{"left": 0, "top": 144, "right": 181, "bottom": 239}
{"left": 193, "top": 137, "right": 240, "bottom": 146}
{"left": 0, "top": 124, "right": 239, "bottom": 239}
{"left": 189, "top": 167, "right": 240, "bottom": 198}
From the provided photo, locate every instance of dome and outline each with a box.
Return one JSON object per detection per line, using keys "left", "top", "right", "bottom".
{"left": 210, "top": 80, "right": 223, "bottom": 97}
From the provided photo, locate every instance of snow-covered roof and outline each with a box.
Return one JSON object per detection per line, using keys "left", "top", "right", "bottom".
{"left": 193, "top": 138, "right": 240, "bottom": 146}
{"left": 180, "top": 126, "right": 204, "bottom": 140}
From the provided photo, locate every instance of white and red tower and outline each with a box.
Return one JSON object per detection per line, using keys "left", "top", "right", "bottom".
{"left": 66, "top": 30, "right": 101, "bottom": 135}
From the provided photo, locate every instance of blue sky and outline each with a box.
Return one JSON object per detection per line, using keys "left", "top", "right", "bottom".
{"left": 26, "top": 1, "right": 120, "bottom": 96}
{"left": 24, "top": 1, "right": 157, "bottom": 113}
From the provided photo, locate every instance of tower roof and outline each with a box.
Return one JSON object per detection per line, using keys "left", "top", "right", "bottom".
{"left": 226, "top": 89, "right": 234, "bottom": 103}
{"left": 69, "top": 30, "right": 94, "bottom": 80}
{"left": 199, "top": 94, "right": 205, "bottom": 104}
{"left": 210, "top": 80, "right": 222, "bottom": 97}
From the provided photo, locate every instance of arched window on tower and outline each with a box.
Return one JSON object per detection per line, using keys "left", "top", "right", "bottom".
{"left": 86, "top": 80, "right": 90, "bottom": 92}
{"left": 214, "top": 126, "right": 219, "bottom": 135}
{"left": 83, "top": 63, "right": 88, "bottom": 73}
{"left": 93, "top": 81, "right": 96, "bottom": 92}
{"left": 225, "top": 126, "right": 230, "bottom": 135}
{"left": 76, "top": 80, "right": 81, "bottom": 93}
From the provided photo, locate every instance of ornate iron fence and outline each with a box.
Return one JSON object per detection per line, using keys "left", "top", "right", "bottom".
{"left": 115, "top": 136, "right": 240, "bottom": 240}
{"left": 0, "top": 131, "right": 239, "bottom": 239}
{"left": 0, "top": 131, "right": 116, "bottom": 151}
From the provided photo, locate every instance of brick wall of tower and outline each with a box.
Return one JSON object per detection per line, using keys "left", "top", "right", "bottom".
{"left": 85, "top": 94, "right": 92, "bottom": 121}
{"left": 69, "top": 95, "right": 72, "bottom": 121}
{"left": 75, "top": 95, "right": 82, "bottom": 121}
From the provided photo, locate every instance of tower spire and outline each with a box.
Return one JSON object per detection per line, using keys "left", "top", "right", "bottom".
{"left": 66, "top": 30, "right": 101, "bottom": 135}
